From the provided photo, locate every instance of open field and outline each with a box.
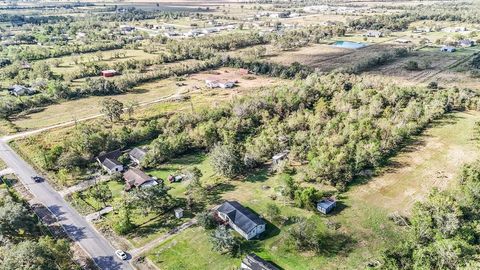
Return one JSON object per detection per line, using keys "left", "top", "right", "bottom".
{"left": 351, "top": 111, "right": 480, "bottom": 214}
{"left": 12, "top": 67, "right": 288, "bottom": 130}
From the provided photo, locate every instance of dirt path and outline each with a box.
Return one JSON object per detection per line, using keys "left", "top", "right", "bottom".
{"left": 129, "top": 219, "right": 197, "bottom": 258}
{"left": 351, "top": 111, "right": 480, "bottom": 215}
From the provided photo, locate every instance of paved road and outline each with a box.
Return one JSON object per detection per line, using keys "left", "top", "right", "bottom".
{"left": 0, "top": 141, "right": 133, "bottom": 270}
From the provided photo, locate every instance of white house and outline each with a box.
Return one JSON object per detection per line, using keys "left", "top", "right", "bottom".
{"left": 96, "top": 150, "right": 124, "bottom": 174}
{"left": 217, "top": 201, "right": 266, "bottom": 240}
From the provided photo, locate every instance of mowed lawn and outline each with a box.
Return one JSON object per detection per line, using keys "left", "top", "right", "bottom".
{"left": 146, "top": 111, "right": 480, "bottom": 270}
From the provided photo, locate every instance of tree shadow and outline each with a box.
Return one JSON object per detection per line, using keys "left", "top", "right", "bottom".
{"left": 63, "top": 224, "right": 87, "bottom": 241}
{"left": 317, "top": 231, "right": 357, "bottom": 257}
{"left": 47, "top": 204, "right": 67, "bottom": 221}
{"left": 204, "top": 182, "right": 236, "bottom": 204}
{"left": 243, "top": 167, "right": 269, "bottom": 183}
{"left": 93, "top": 255, "right": 125, "bottom": 270}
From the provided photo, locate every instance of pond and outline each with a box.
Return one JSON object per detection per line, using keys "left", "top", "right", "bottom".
{"left": 333, "top": 41, "right": 367, "bottom": 49}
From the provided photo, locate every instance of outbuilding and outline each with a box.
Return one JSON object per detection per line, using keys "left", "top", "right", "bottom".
{"left": 123, "top": 168, "right": 158, "bottom": 191}
{"left": 440, "top": 45, "right": 456, "bottom": 52}
{"left": 100, "top": 70, "right": 118, "bottom": 77}
{"left": 317, "top": 198, "right": 336, "bottom": 214}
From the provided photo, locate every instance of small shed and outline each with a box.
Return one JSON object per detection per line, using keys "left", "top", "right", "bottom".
{"left": 100, "top": 70, "right": 117, "bottom": 77}
{"left": 272, "top": 151, "right": 289, "bottom": 165}
{"left": 317, "top": 198, "right": 336, "bottom": 214}
{"left": 440, "top": 45, "right": 456, "bottom": 52}
{"left": 174, "top": 208, "right": 184, "bottom": 219}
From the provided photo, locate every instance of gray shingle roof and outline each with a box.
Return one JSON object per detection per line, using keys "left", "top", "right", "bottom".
{"left": 242, "top": 253, "right": 279, "bottom": 270}
{"left": 129, "top": 147, "right": 147, "bottom": 161}
{"left": 96, "top": 149, "right": 122, "bottom": 170}
{"left": 217, "top": 201, "right": 265, "bottom": 235}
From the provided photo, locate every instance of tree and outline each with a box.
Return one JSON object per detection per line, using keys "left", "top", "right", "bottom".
{"left": 404, "top": 60, "right": 419, "bottom": 71}
{"left": 184, "top": 167, "right": 206, "bottom": 209}
{"left": 100, "top": 98, "right": 124, "bottom": 123}
{"left": 265, "top": 203, "right": 281, "bottom": 224}
{"left": 128, "top": 183, "right": 173, "bottom": 215}
{"left": 0, "top": 196, "right": 36, "bottom": 243}
{"left": 197, "top": 211, "right": 216, "bottom": 230}
{"left": 88, "top": 182, "right": 112, "bottom": 208}
{"left": 209, "top": 225, "right": 240, "bottom": 255}
{"left": 125, "top": 100, "right": 138, "bottom": 119}
{"left": 113, "top": 201, "right": 134, "bottom": 235}
{"left": 209, "top": 143, "right": 244, "bottom": 178}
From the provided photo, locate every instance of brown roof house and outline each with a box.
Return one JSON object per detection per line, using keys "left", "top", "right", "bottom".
{"left": 96, "top": 150, "right": 124, "bottom": 174}
{"left": 123, "top": 168, "right": 158, "bottom": 191}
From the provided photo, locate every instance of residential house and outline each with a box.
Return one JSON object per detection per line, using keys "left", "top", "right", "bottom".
{"left": 458, "top": 39, "right": 474, "bottom": 47}
{"left": 123, "top": 168, "right": 158, "bottom": 191}
{"left": 205, "top": 79, "right": 236, "bottom": 89}
{"left": 364, "top": 30, "right": 383, "bottom": 38}
{"left": 101, "top": 70, "right": 118, "bottom": 77}
{"left": 216, "top": 201, "right": 266, "bottom": 240}
{"left": 119, "top": 25, "right": 135, "bottom": 32}
{"left": 440, "top": 45, "right": 456, "bottom": 52}
{"left": 241, "top": 253, "right": 279, "bottom": 270}
{"left": 8, "top": 85, "right": 36, "bottom": 96}
{"left": 129, "top": 147, "right": 147, "bottom": 165}
{"left": 317, "top": 198, "right": 336, "bottom": 214}
{"left": 96, "top": 150, "right": 124, "bottom": 174}
{"left": 395, "top": 38, "right": 411, "bottom": 44}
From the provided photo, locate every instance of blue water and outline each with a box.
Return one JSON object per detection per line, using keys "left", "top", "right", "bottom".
{"left": 333, "top": 41, "right": 367, "bottom": 49}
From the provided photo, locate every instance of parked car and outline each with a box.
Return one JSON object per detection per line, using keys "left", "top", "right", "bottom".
{"left": 31, "top": 176, "right": 44, "bottom": 183}
{"left": 115, "top": 250, "right": 127, "bottom": 260}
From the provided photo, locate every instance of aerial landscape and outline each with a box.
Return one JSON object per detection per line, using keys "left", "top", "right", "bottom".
{"left": 1, "top": 0, "right": 480, "bottom": 269}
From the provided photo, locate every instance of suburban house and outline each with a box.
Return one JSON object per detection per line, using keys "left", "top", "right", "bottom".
{"left": 395, "top": 38, "right": 411, "bottom": 44}
{"left": 8, "top": 85, "right": 36, "bottom": 96}
{"left": 96, "top": 150, "right": 124, "bottom": 174}
{"left": 205, "top": 79, "right": 236, "bottom": 89}
{"left": 364, "top": 30, "right": 383, "bottom": 38}
{"left": 129, "top": 147, "right": 147, "bottom": 165}
{"left": 123, "top": 168, "right": 158, "bottom": 191}
{"left": 100, "top": 70, "right": 118, "bottom": 77}
{"left": 440, "top": 45, "right": 456, "bottom": 52}
{"left": 216, "top": 201, "right": 266, "bottom": 240}
{"left": 458, "top": 39, "right": 474, "bottom": 47}
{"left": 272, "top": 150, "right": 289, "bottom": 165}
{"left": 241, "top": 253, "right": 279, "bottom": 270}
{"left": 317, "top": 198, "right": 336, "bottom": 214}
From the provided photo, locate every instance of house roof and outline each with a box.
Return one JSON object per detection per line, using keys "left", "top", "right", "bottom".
{"left": 317, "top": 198, "right": 336, "bottom": 210}
{"left": 124, "top": 168, "right": 153, "bottom": 189}
{"left": 217, "top": 201, "right": 265, "bottom": 235}
{"left": 97, "top": 150, "right": 122, "bottom": 170}
{"left": 242, "top": 253, "right": 279, "bottom": 270}
{"left": 129, "top": 147, "right": 147, "bottom": 161}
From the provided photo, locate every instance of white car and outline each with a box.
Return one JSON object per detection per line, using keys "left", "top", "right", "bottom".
{"left": 115, "top": 250, "right": 127, "bottom": 260}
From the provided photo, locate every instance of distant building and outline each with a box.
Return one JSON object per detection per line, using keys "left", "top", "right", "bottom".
{"left": 241, "top": 253, "right": 279, "bottom": 270}
{"left": 129, "top": 147, "right": 147, "bottom": 165}
{"left": 96, "top": 150, "right": 124, "bottom": 174}
{"left": 123, "top": 168, "right": 158, "bottom": 191}
{"left": 395, "top": 38, "right": 411, "bottom": 44}
{"left": 119, "top": 25, "right": 135, "bottom": 32}
{"left": 440, "top": 45, "right": 456, "bottom": 52}
{"left": 174, "top": 208, "right": 184, "bottom": 219}
{"left": 317, "top": 198, "right": 336, "bottom": 214}
{"left": 272, "top": 151, "right": 289, "bottom": 165}
{"left": 216, "top": 201, "right": 266, "bottom": 240}
{"left": 205, "top": 79, "right": 236, "bottom": 89}
{"left": 8, "top": 85, "right": 36, "bottom": 96}
{"left": 101, "top": 70, "right": 117, "bottom": 77}
{"left": 458, "top": 39, "right": 474, "bottom": 47}
{"left": 364, "top": 30, "right": 383, "bottom": 38}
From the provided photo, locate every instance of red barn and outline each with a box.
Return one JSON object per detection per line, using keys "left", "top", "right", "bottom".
{"left": 100, "top": 70, "right": 117, "bottom": 77}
